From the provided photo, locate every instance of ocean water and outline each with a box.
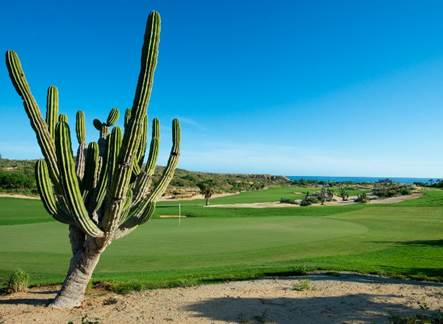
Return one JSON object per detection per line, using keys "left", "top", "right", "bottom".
{"left": 288, "top": 176, "right": 441, "bottom": 184}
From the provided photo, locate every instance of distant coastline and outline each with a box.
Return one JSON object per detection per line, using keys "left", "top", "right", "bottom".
{"left": 288, "top": 176, "right": 441, "bottom": 184}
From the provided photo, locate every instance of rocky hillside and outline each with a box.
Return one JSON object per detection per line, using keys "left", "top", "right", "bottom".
{"left": 0, "top": 158, "right": 290, "bottom": 198}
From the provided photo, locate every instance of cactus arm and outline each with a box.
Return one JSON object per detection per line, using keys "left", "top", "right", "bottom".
{"left": 76, "top": 143, "right": 86, "bottom": 180}
{"left": 117, "top": 201, "right": 155, "bottom": 238}
{"left": 145, "top": 118, "right": 160, "bottom": 175}
{"left": 55, "top": 121, "right": 104, "bottom": 237}
{"left": 137, "top": 115, "right": 148, "bottom": 167}
{"left": 35, "top": 160, "right": 73, "bottom": 224}
{"left": 75, "top": 111, "right": 86, "bottom": 144}
{"left": 92, "top": 127, "right": 122, "bottom": 215}
{"left": 81, "top": 142, "right": 100, "bottom": 200}
{"left": 45, "top": 86, "right": 59, "bottom": 139}
{"left": 124, "top": 108, "right": 132, "bottom": 129}
{"left": 120, "top": 119, "right": 179, "bottom": 231}
{"left": 58, "top": 114, "right": 68, "bottom": 123}
{"left": 131, "top": 172, "right": 152, "bottom": 205}
{"left": 106, "top": 108, "right": 119, "bottom": 126}
{"left": 75, "top": 111, "right": 86, "bottom": 180}
{"left": 102, "top": 11, "right": 160, "bottom": 234}
{"left": 131, "top": 118, "right": 160, "bottom": 204}
{"left": 5, "top": 51, "right": 60, "bottom": 183}
{"left": 131, "top": 115, "right": 148, "bottom": 177}
{"left": 146, "top": 119, "right": 180, "bottom": 202}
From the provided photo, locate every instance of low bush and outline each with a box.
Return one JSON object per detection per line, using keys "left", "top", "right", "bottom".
{"left": 7, "top": 269, "right": 30, "bottom": 293}
{"left": 280, "top": 197, "right": 297, "bottom": 204}
{"left": 292, "top": 279, "right": 312, "bottom": 291}
{"left": 338, "top": 187, "right": 349, "bottom": 201}
{"left": 354, "top": 192, "right": 368, "bottom": 203}
{"left": 372, "top": 183, "right": 414, "bottom": 198}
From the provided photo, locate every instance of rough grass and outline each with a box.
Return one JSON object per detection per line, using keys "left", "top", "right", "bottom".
{"left": 292, "top": 279, "right": 312, "bottom": 291}
{"left": 6, "top": 269, "right": 30, "bottom": 293}
{"left": 0, "top": 187, "right": 442, "bottom": 292}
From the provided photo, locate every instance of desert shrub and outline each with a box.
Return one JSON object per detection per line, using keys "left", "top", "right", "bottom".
{"left": 338, "top": 187, "right": 349, "bottom": 201}
{"left": 400, "top": 187, "right": 412, "bottom": 195}
{"left": 280, "top": 197, "right": 297, "bottom": 204}
{"left": 319, "top": 188, "right": 334, "bottom": 204}
{"left": 300, "top": 191, "right": 316, "bottom": 206}
{"left": 292, "top": 279, "right": 312, "bottom": 291}
{"left": 354, "top": 192, "right": 368, "bottom": 203}
{"left": 0, "top": 171, "right": 35, "bottom": 190}
{"left": 7, "top": 269, "right": 30, "bottom": 293}
{"left": 372, "top": 183, "right": 414, "bottom": 198}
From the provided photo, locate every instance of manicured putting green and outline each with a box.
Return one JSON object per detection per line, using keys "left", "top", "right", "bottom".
{"left": 0, "top": 216, "right": 365, "bottom": 279}
{"left": 0, "top": 188, "right": 442, "bottom": 289}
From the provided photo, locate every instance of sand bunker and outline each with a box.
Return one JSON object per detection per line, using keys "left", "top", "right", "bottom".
{"left": 0, "top": 273, "right": 442, "bottom": 323}
{"left": 207, "top": 193, "right": 422, "bottom": 209}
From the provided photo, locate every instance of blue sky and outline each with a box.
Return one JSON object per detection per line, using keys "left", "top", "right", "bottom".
{"left": 1, "top": 0, "right": 443, "bottom": 177}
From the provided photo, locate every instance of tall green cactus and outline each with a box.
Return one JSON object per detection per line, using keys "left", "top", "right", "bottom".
{"left": 5, "top": 10, "right": 180, "bottom": 309}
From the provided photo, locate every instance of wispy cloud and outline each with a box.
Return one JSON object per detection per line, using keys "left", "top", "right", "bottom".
{"left": 174, "top": 141, "right": 442, "bottom": 178}
{"left": 177, "top": 116, "right": 207, "bottom": 131}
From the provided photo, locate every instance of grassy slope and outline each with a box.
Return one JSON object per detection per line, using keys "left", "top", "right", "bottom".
{"left": 0, "top": 188, "right": 442, "bottom": 291}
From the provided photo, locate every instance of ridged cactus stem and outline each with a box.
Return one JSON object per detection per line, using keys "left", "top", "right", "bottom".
{"left": 131, "top": 118, "right": 160, "bottom": 205}
{"left": 76, "top": 111, "right": 86, "bottom": 144}
{"left": 46, "top": 86, "right": 59, "bottom": 139}
{"left": 145, "top": 118, "right": 160, "bottom": 175}
{"left": 106, "top": 108, "right": 119, "bottom": 126}
{"left": 146, "top": 119, "right": 180, "bottom": 202}
{"left": 102, "top": 11, "right": 161, "bottom": 235}
{"left": 55, "top": 122, "right": 104, "bottom": 238}
{"left": 35, "top": 160, "right": 72, "bottom": 224}
{"left": 124, "top": 108, "right": 132, "bottom": 129}
{"left": 5, "top": 51, "right": 60, "bottom": 184}
{"left": 75, "top": 111, "right": 87, "bottom": 180}
{"left": 119, "top": 119, "right": 180, "bottom": 233}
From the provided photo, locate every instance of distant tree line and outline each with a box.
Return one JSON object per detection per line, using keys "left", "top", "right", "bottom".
{"left": 0, "top": 171, "right": 35, "bottom": 191}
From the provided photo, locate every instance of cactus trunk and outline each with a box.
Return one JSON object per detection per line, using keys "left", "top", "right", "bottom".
{"left": 52, "top": 237, "right": 104, "bottom": 308}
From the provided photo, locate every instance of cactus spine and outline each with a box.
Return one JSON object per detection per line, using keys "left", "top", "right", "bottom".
{"left": 5, "top": 10, "right": 180, "bottom": 309}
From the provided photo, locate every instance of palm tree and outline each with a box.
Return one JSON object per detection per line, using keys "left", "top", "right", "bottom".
{"left": 197, "top": 180, "right": 215, "bottom": 206}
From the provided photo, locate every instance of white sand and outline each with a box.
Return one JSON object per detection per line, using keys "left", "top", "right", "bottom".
{"left": 1, "top": 274, "right": 442, "bottom": 323}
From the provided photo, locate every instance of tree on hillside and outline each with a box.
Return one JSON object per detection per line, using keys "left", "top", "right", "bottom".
{"left": 5, "top": 10, "right": 181, "bottom": 309}
{"left": 319, "top": 187, "right": 334, "bottom": 205}
{"left": 197, "top": 180, "right": 215, "bottom": 206}
{"left": 338, "top": 187, "right": 349, "bottom": 201}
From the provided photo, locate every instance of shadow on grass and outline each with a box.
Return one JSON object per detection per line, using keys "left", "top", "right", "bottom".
{"left": 399, "top": 239, "right": 443, "bottom": 247}
{"left": 184, "top": 294, "right": 441, "bottom": 324}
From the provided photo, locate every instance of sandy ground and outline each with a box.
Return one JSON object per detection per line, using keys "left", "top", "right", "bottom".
{"left": 160, "top": 192, "right": 237, "bottom": 202}
{"left": 0, "top": 274, "right": 442, "bottom": 323}
{"left": 0, "top": 193, "right": 39, "bottom": 200}
{"left": 367, "top": 193, "right": 422, "bottom": 204}
{"left": 207, "top": 193, "right": 423, "bottom": 209}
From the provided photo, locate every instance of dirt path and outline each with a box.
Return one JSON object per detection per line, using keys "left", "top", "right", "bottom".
{"left": 367, "top": 193, "right": 422, "bottom": 204}
{"left": 160, "top": 192, "right": 238, "bottom": 202}
{"left": 0, "top": 193, "right": 39, "bottom": 200}
{"left": 208, "top": 193, "right": 423, "bottom": 209}
{"left": 0, "top": 274, "right": 442, "bottom": 323}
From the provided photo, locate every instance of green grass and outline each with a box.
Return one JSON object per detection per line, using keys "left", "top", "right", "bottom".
{"left": 0, "top": 197, "right": 53, "bottom": 225}
{"left": 0, "top": 187, "right": 442, "bottom": 291}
